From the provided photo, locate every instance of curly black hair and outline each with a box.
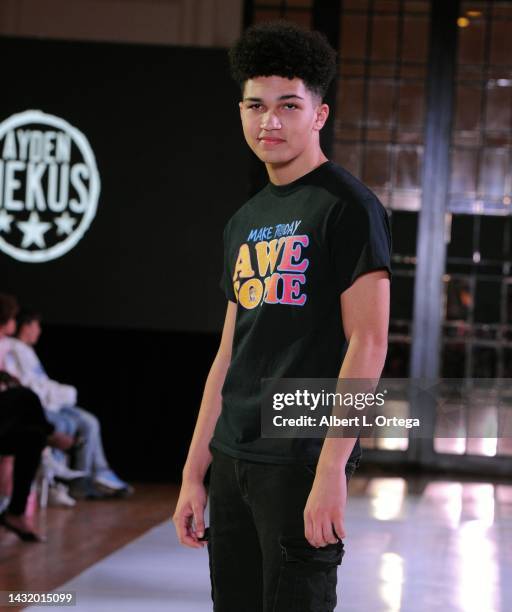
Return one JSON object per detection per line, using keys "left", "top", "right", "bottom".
{"left": 228, "top": 20, "right": 337, "bottom": 101}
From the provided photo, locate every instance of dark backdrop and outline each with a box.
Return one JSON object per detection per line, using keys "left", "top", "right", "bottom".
{"left": 0, "top": 36, "right": 252, "bottom": 482}
{"left": 0, "top": 36, "right": 249, "bottom": 332}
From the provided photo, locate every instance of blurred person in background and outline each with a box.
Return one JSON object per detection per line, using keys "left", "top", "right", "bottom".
{"left": 0, "top": 293, "right": 74, "bottom": 541}
{"left": 4, "top": 307, "right": 134, "bottom": 500}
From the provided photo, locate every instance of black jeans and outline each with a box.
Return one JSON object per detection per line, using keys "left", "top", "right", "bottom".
{"left": 206, "top": 447, "right": 360, "bottom": 612}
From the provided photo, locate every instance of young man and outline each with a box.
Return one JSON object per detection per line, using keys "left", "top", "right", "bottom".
{"left": 173, "top": 21, "right": 392, "bottom": 611}
{"left": 4, "top": 308, "right": 134, "bottom": 499}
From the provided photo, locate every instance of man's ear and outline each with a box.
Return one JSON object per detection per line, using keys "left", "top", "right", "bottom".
{"left": 313, "top": 103, "right": 329, "bottom": 131}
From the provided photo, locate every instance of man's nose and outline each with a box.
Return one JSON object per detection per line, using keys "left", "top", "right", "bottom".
{"left": 261, "top": 110, "right": 281, "bottom": 130}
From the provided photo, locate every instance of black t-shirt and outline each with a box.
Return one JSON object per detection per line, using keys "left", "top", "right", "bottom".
{"left": 209, "top": 160, "right": 393, "bottom": 465}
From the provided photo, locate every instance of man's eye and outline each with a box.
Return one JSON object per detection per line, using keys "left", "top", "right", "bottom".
{"left": 248, "top": 104, "right": 261, "bottom": 109}
{"left": 284, "top": 104, "right": 297, "bottom": 109}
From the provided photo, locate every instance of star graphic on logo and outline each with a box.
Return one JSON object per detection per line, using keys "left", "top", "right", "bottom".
{"left": 17, "top": 211, "right": 52, "bottom": 248}
{"left": 54, "top": 211, "right": 77, "bottom": 236}
{"left": 0, "top": 209, "right": 14, "bottom": 233}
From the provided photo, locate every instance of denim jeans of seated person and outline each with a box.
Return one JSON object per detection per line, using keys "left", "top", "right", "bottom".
{"left": 206, "top": 447, "right": 360, "bottom": 612}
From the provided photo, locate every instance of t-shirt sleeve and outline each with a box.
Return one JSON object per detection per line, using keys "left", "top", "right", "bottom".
{"left": 219, "top": 222, "right": 237, "bottom": 303}
{"left": 328, "top": 195, "right": 393, "bottom": 296}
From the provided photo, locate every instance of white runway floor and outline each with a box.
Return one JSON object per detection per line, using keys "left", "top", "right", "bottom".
{"left": 27, "top": 476, "right": 512, "bottom": 611}
{"left": 27, "top": 515, "right": 213, "bottom": 612}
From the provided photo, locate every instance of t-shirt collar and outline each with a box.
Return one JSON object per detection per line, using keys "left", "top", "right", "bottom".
{"left": 267, "top": 160, "right": 333, "bottom": 197}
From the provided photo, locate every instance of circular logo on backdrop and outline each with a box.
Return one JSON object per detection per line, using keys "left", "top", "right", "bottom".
{"left": 0, "top": 110, "right": 100, "bottom": 263}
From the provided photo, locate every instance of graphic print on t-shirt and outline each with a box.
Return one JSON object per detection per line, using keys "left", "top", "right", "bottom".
{"left": 232, "top": 219, "right": 310, "bottom": 309}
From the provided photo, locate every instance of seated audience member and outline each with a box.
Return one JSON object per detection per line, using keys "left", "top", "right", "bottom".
{"left": 0, "top": 293, "right": 74, "bottom": 541}
{"left": 4, "top": 307, "right": 133, "bottom": 499}
{"left": 0, "top": 381, "right": 75, "bottom": 541}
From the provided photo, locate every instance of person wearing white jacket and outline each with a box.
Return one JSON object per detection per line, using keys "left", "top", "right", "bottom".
{"left": 4, "top": 333, "right": 86, "bottom": 486}
{"left": 4, "top": 308, "right": 133, "bottom": 499}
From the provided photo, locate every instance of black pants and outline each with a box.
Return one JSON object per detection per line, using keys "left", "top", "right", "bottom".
{"left": 0, "top": 386, "right": 54, "bottom": 515}
{"left": 206, "top": 447, "right": 359, "bottom": 612}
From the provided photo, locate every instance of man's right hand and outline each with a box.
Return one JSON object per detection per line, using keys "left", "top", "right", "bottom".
{"left": 172, "top": 479, "right": 208, "bottom": 549}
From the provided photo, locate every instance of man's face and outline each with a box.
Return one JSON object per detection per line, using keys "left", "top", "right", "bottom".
{"left": 239, "top": 76, "right": 328, "bottom": 165}
{"left": 21, "top": 319, "right": 41, "bottom": 345}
